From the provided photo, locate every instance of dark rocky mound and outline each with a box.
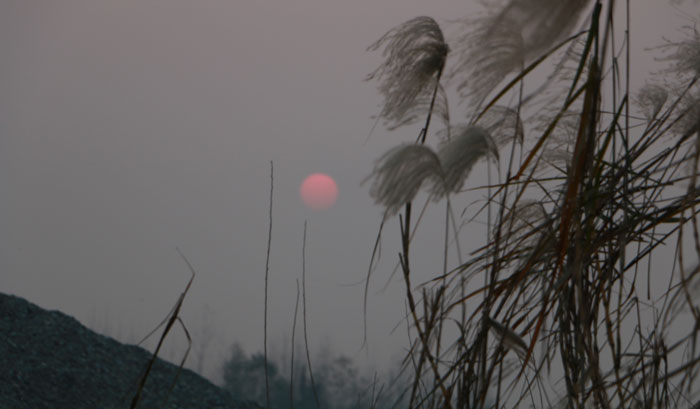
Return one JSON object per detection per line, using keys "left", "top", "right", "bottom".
{"left": 0, "top": 293, "right": 261, "bottom": 409}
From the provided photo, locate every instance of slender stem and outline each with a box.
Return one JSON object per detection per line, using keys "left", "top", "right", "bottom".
{"left": 290, "top": 279, "right": 300, "bottom": 409}
{"left": 419, "top": 65, "right": 445, "bottom": 144}
{"left": 301, "top": 221, "right": 322, "bottom": 409}
{"left": 263, "top": 161, "right": 273, "bottom": 409}
{"left": 403, "top": 65, "right": 453, "bottom": 408}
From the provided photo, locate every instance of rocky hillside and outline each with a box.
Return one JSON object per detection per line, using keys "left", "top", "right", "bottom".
{"left": 0, "top": 293, "right": 261, "bottom": 409}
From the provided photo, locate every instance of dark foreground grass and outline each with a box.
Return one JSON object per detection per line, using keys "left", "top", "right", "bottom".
{"left": 365, "top": 1, "right": 700, "bottom": 408}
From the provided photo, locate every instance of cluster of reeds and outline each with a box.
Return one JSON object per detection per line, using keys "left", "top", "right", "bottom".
{"left": 365, "top": 1, "right": 700, "bottom": 407}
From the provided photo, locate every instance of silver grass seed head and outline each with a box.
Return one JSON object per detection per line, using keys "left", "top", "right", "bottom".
{"left": 368, "top": 144, "right": 442, "bottom": 216}
{"left": 386, "top": 84, "right": 451, "bottom": 134}
{"left": 449, "top": 19, "right": 525, "bottom": 105}
{"left": 486, "top": 316, "right": 528, "bottom": 360}
{"left": 450, "top": 0, "right": 591, "bottom": 104}
{"left": 367, "top": 16, "right": 449, "bottom": 128}
{"left": 658, "top": 27, "right": 700, "bottom": 134}
{"left": 661, "top": 26, "right": 700, "bottom": 79}
{"left": 532, "top": 109, "right": 580, "bottom": 172}
{"left": 433, "top": 125, "right": 498, "bottom": 196}
{"left": 476, "top": 105, "right": 525, "bottom": 145}
{"left": 495, "top": 200, "right": 548, "bottom": 245}
{"left": 636, "top": 84, "right": 668, "bottom": 120}
{"left": 673, "top": 93, "right": 700, "bottom": 136}
{"left": 494, "top": 0, "right": 591, "bottom": 56}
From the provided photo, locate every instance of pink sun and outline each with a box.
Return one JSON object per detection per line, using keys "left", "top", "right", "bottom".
{"left": 300, "top": 173, "right": 338, "bottom": 210}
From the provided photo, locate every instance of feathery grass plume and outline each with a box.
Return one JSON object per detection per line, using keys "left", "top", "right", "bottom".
{"left": 519, "top": 36, "right": 589, "bottom": 166}
{"left": 486, "top": 316, "right": 528, "bottom": 360}
{"left": 660, "top": 25, "right": 700, "bottom": 79}
{"left": 449, "top": 17, "right": 524, "bottom": 106}
{"left": 657, "top": 26, "right": 700, "bottom": 134}
{"left": 668, "top": 90, "right": 700, "bottom": 136}
{"left": 367, "top": 16, "right": 449, "bottom": 129}
{"left": 430, "top": 108, "right": 522, "bottom": 196}
{"left": 529, "top": 109, "right": 581, "bottom": 172}
{"left": 368, "top": 144, "right": 442, "bottom": 216}
{"left": 543, "top": 113, "right": 579, "bottom": 168}
{"left": 636, "top": 83, "right": 668, "bottom": 120}
{"left": 432, "top": 125, "right": 498, "bottom": 196}
{"left": 475, "top": 105, "right": 524, "bottom": 145}
{"left": 449, "top": 0, "right": 591, "bottom": 105}
{"left": 386, "top": 83, "right": 451, "bottom": 135}
{"left": 516, "top": 34, "right": 591, "bottom": 119}
{"left": 495, "top": 200, "right": 548, "bottom": 246}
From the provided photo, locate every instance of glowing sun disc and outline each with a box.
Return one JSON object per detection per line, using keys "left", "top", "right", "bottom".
{"left": 300, "top": 173, "right": 338, "bottom": 210}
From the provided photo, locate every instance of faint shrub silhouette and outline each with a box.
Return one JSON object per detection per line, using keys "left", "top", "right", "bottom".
{"left": 221, "top": 343, "right": 404, "bottom": 409}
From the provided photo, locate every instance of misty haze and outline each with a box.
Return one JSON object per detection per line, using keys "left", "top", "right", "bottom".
{"left": 4, "top": 1, "right": 700, "bottom": 408}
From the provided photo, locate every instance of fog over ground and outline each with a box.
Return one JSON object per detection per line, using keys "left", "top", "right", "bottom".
{"left": 0, "top": 0, "right": 693, "bottom": 382}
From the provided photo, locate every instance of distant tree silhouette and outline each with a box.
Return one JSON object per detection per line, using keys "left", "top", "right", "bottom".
{"left": 220, "top": 342, "right": 404, "bottom": 409}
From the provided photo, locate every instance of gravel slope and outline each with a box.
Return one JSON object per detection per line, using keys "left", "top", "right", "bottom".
{"left": 0, "top": 293, "right": 261, "bottom": 409}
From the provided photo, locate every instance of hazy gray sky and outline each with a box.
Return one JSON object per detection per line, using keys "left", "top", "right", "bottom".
{"left": 1, "top": 0, "right": 695, "bottom": 382}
